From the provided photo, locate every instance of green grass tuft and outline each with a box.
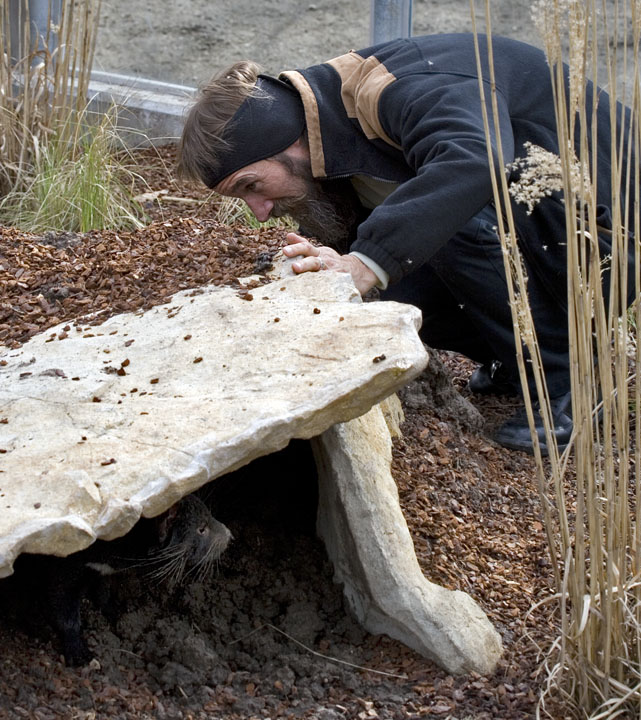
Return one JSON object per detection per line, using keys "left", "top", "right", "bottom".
{"left": 0, "top": 108, "right": 147, "bottom": 233}
{"left": 212, "top": 194, "right": 297, "bottom": 231}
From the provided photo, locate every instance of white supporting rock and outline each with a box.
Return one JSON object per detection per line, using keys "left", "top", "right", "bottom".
{"left": 0, "top": 271, "right": 427, "bottom": 577}
{"left": 312, "top": 404, "right": 503, "bottom": 676}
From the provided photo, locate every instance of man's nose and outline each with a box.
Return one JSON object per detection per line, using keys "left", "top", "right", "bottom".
{"left": 245, "top": 197, "right": 274, "bottom": 223}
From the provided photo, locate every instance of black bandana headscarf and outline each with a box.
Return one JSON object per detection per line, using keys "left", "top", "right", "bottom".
{"left": 203, "top": 75, "right": 306, "bottom": 188}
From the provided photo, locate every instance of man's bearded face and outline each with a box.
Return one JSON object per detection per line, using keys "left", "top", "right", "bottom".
{"left": 270, "top": 154, "right": 360, "bottom": 251}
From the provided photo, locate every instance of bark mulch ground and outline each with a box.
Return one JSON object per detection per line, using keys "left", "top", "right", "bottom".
{"left": 0, "top": 146, "right": 562, "bottom": 720}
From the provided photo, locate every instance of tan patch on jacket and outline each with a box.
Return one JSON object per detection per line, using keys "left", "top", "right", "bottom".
{"left": 327, "top": 52, "right": 401, "bottom": 150}
{"left": 280, "top": 70, "right": 327, "bottom": 178}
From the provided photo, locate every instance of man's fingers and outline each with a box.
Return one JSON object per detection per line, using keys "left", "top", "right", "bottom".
{"left": 284, "top": 232, "right": 316, "bottom": 251}
{"left": 285, "top": 232, "right": 308, "bottom": 245}
{"left": 291, "top": 255, "right": 323, "bottom": 273}
{"left": 282, "top": 237, "right": 341, "bottom": 275}
{"left": 282, "top": 238, "right": 319, "bottom": 259}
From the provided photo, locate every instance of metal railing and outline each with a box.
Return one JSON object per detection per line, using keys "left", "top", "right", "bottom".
{"left": 370, "top": 0, "right": 413, "bottom": 44}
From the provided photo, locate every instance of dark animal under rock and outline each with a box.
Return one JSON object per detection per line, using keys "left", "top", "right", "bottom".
{"left": 1, "top": 494, "right": 231, "bottom": 666}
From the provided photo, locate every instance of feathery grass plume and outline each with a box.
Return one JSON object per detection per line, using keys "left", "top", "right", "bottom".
{"left": 508, "top": 141, "right": 591, "bottom": 214}
{"left": 471, "top": 0, "right": 640, "bottom": 716}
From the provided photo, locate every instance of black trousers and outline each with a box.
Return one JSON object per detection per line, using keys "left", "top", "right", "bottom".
{"left": 380, "top": 204, "right": 572, "bottom": 397}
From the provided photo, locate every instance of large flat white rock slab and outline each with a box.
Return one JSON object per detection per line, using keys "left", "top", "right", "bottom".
{"left": 0, "top": 271, "right": 427, "bottom": 577}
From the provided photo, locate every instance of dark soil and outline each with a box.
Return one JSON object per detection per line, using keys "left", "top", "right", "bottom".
{"left": 0, "top": 147, "right": 558, "bottom": 720}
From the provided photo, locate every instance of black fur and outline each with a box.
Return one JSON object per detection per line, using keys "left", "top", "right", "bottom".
{"left": 3, "top": 494, "right": 231, "bottom": 665}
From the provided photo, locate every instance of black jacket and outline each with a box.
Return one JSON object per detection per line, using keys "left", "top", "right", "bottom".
{"left": 281, "top": 33, "right": 632, "bottom": 300}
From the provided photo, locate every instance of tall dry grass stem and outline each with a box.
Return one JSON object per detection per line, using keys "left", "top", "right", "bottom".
{"left": 471, "top": 0, "right": 640, "bottom": 715}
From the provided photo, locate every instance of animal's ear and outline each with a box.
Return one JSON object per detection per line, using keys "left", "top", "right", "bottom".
{"left": 157, "top": 504, "right": 179, "bottom": 544}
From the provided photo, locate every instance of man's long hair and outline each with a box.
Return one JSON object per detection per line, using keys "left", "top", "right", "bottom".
{"left": 177, "top": 61, "right": 262, "bottom": 185}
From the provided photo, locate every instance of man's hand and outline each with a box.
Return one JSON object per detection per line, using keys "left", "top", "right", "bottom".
{"left": 282, "top": 232, "right": 378, "bottom": 296}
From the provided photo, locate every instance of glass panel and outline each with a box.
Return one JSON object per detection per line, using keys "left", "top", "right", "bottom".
{"left": 93, "top": 1, "right": 634, "bottom": 92}
{"left": 94, "top": 0, "right": 372, "bottom": 87}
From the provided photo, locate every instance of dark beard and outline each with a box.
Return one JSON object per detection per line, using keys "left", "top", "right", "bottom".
{"left": 271, "top": 155, "right": 361, "bottom": 253}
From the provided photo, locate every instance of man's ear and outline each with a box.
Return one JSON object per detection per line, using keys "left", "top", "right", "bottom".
{"left": 286, "top": 135, "right": 310, "bottom": 160}
{"left": 156, "top": 504, "right": 179, "bottom": 544}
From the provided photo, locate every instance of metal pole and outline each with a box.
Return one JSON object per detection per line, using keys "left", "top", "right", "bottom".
{"left": 8, "top": 0, "right": 61, "bottom": 64}
{"left": 370, "top": 0, "right": 412, "bottom": 45}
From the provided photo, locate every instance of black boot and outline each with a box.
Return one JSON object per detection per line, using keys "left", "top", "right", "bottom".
{"left": 467, "top": 360, "right": 519, "bottom": 396}
{"left": 493, "top": 391, "right": 573, "bottom": 455}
